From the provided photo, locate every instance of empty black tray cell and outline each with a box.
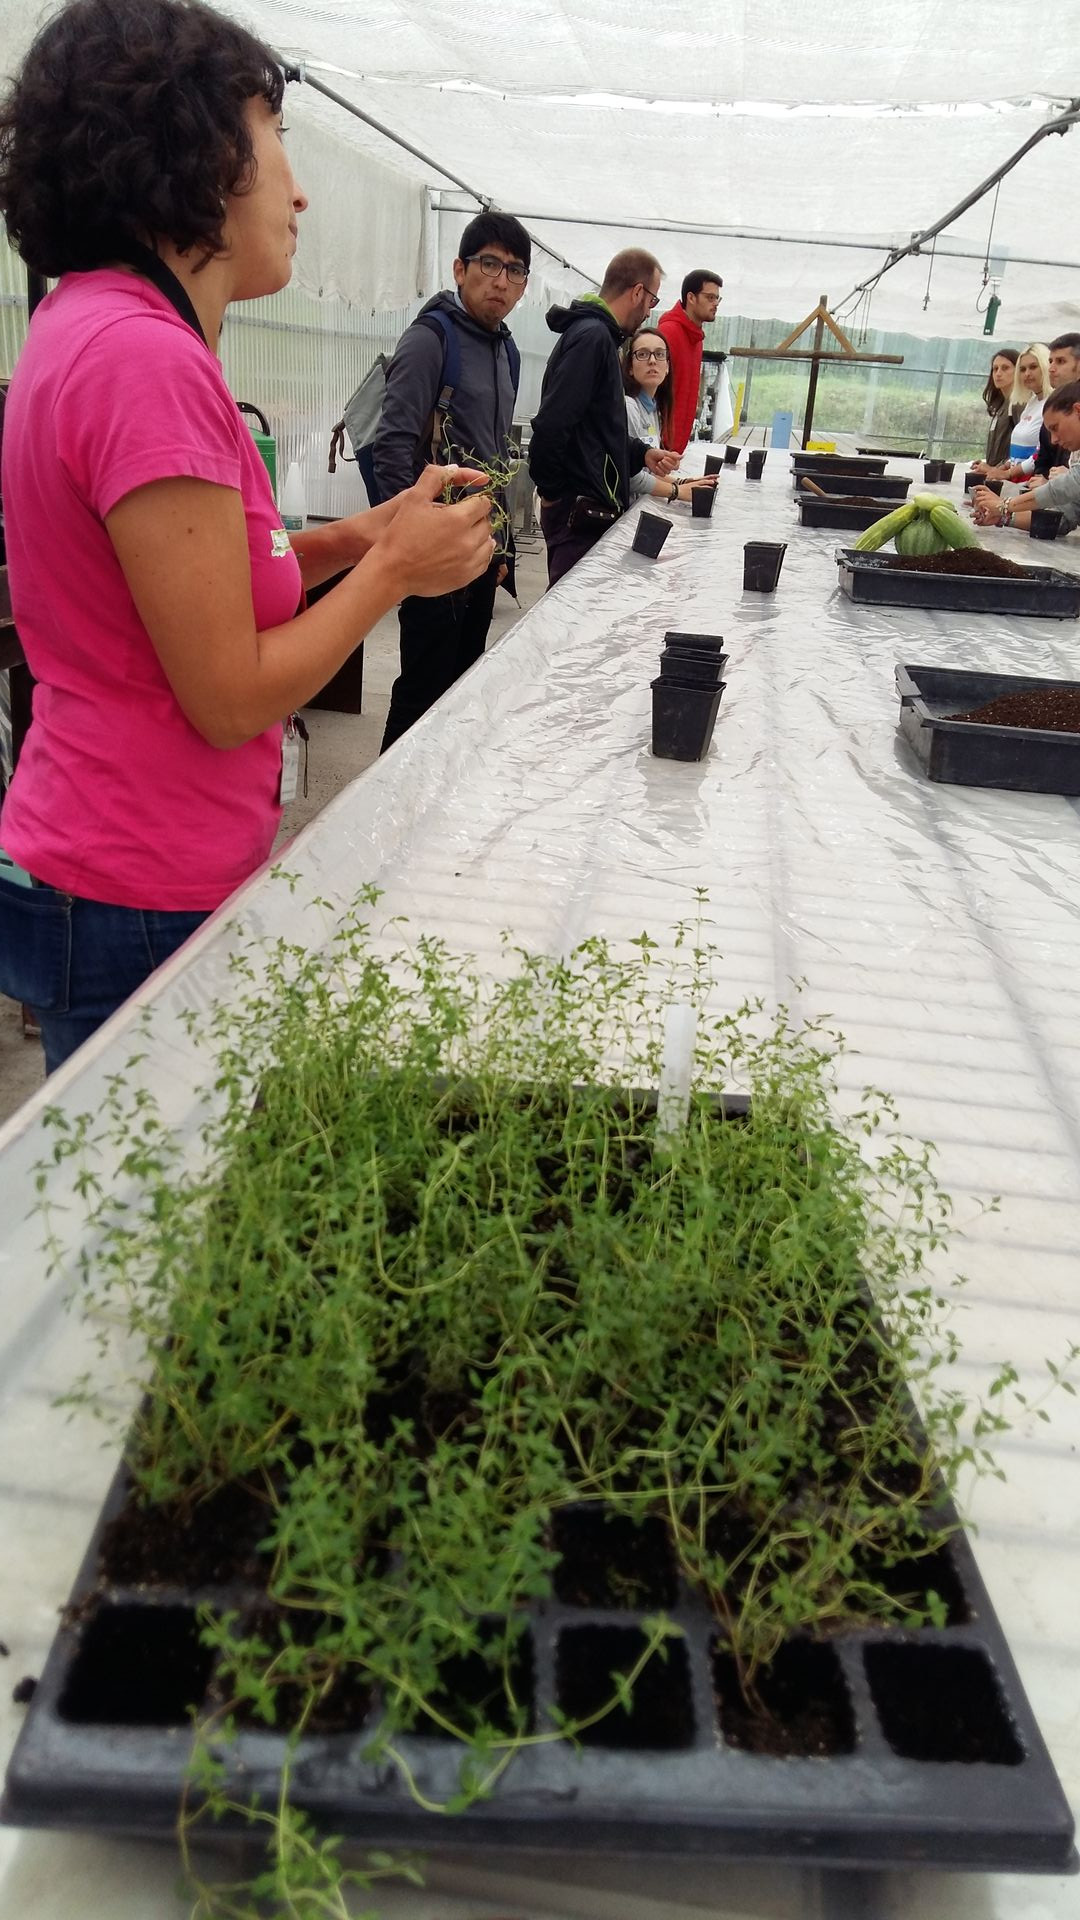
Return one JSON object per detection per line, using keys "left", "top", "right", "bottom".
{"left": 839, "top": 549, "right": 1080, "bottom": 620}
{"left": 713, "top": 1639, "right": 856, "bottom": 1758}
{"left": 896, "top": 663, "right": 1080, "bottom": 794}
{"left": 865, "top": 1643, "right": 1024, "bottom": 1766}
{"left": 551, "top": 1508, "right": 678, "bottom": 1610}
{"left": 423, "top": 1627, "right": 535, "bottom": 1741}
{"left": 57, "top": 1604, "right": 213, "bottom": 1728}
{"left": 556, "top": 1625, "right": 694, "bottom": 1750}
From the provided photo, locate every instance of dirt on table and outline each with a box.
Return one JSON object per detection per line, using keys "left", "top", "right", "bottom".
{"left": 947, "top": 689, "right": 1080, "bottom": 733}
{"left": 886, "top": 549, "right": 1029, "bottom": 578}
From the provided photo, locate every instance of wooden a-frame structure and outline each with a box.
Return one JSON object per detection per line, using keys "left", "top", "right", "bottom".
{"left": 729, "top": 295, "right": 904, "bottom": 446}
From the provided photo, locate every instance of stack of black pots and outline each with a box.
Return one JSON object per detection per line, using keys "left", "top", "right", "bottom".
{"left": 652, "top": 631, "right": 727, "bottom": 762}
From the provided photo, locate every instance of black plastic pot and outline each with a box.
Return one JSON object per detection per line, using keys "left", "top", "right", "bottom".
{"left": 651, "top": 677, "right": 724, "bottom": 760}
{"left": 963, "top": 469, "right": 984, "bottom": 495}
{"left": 723, "top": 443, "right": 741, "bottom": 466}
{"left": 745, "top": 450, "right": 767, "bottom": 480}
{"left": 982, "top": 477, "right": 1004, "bottom": 496}
{"left": 704, "top": 455, "right": 723, "bottom": 476}
{"left": 923, "top": 461, "right": 944, "bottom": 483}
{"left": 658, "top": 648, "right": 727, "bottom": 686}
{"left": 1030, "top": 509, "right": 1065, "bottom": 540}
{"left": 664, "top": 629, "right": 724, "bottom": 654}
{"left": 631, "top": 511, "right": 671, "bottom": 558}
{"left": 743, "top": 541, "right": 787, "bottom": 591}
{"left": 897, "top": 662, "right": 1080, "bottom": 793}
{"left": 837, "top": 548, "right": 1080, "bottom": 619}
{"left": 691, "top": 486, "right": 716, "bottom": 519}
{"left": 937, "top": 461, "right": 955, "bottom": 481}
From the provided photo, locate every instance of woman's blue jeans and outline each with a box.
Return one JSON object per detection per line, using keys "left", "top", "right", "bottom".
{"left": 0, "top": 874, "right": 207, "bottom": 1074}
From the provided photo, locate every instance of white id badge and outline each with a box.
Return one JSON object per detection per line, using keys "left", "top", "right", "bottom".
{"left": 279, "top": 723, "right": 300, "bottom": 806}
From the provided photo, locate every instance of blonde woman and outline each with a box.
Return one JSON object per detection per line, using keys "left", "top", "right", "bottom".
{"left": 1001, "top": 344, "right": 1052, "bottom": 475}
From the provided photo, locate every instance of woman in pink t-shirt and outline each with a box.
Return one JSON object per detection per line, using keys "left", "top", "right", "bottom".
{"left": 0, "top": 0, "right": 495, "bottom": 1073}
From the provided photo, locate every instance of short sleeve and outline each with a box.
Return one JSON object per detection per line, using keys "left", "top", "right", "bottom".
{"left": 55, "top": 311, "right": 244, "bottom": 518}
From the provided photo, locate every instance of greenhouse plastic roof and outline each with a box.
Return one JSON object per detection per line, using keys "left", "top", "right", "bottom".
{"left": 1, "top": 0, "right": 1080, "bottom": 331}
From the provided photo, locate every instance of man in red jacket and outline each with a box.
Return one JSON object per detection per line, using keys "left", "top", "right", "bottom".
{"left": 657, "top": 269, "right": 722, "bottom": 454}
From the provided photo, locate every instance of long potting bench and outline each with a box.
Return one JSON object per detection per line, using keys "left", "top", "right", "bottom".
{"left": 2, "top": 448, "right": 1080, "bottom": 1920}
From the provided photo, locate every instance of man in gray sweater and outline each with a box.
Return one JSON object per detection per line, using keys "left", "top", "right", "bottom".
{"left": 374, "top": 213, "right": 530, "bottom": 748}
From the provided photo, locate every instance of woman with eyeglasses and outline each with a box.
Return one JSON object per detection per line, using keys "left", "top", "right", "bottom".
{"left": 621, "top": 330, "right": 718, "bottom": 503}
{"left": 0, "top": 0, "right": 494, "bottom": 1073}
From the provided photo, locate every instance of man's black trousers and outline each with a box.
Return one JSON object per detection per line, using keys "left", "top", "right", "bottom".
{"left": 380, "top": 562, "right": 501, "bottom": 752}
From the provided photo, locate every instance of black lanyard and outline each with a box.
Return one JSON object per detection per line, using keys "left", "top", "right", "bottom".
{"left": 118, "top": 239, "right": 207, "bottom": 348}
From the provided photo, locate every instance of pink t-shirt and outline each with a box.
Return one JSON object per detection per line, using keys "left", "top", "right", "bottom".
{"left": 1, "top": 270, "right": 303, "bottom": 910}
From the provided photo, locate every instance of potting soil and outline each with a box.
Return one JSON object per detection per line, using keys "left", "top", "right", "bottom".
{"left": 886, "top": 549, "right": 1028, "bottom": 579}
{"left": 947, "top": 689, "right": 1080, "bottom": 734}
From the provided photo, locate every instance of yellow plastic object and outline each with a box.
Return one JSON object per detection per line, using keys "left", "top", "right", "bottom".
{"left": 805, "top": 440, "right": 836, "bottom": 452}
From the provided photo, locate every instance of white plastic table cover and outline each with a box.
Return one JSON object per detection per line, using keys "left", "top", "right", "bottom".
{"left": 2, "top": 450, "right": 1080, "bottom": 1920}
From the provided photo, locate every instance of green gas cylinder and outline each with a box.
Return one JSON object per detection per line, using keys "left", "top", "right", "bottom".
{"left": 238, "top": 401, "right": 277, "bottom": 498}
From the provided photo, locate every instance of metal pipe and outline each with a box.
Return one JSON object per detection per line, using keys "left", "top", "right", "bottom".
{"left": 838, "top": 96, "right": 1080, "bottom": 310}
{"left": 282, "top": 63, "right": 598, "bottom": 289}
{"left": 432, "top": 204, "right": 1080, "bottom": 274}
{"left": 285, "top": 63, "right": 492, "bottom": 207}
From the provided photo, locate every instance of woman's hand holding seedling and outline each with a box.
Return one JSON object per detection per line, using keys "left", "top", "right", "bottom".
{"left": 377, "top": 463, "right": 495, "bottom": 596}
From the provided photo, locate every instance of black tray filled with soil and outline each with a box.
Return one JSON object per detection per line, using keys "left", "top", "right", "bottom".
{"left": 792, "top": 453, "right": 887, "bottom": 477}
{"left": 4, "top": 1078, "right": 1076, "bottom": 1877}
{"left": 798, "top": 494, "right": 908, "bottom": 532}
{"left": 836, "top": 547, "right": 1080, "bottom": 619}
{"left": 896, "top": 663, "right": 1080, "bottom": 792}
{"left": 794, "top": 470, "right": 911, "bottom": 500}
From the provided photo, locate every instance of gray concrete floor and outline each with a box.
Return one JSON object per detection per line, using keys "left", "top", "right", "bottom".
{"left": 0, "top": 537, "right": 549, "bottom": 1127}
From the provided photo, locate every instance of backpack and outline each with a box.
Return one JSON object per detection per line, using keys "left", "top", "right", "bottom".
{"left": 327, "top": 308, "right": 521, "bottom": 506}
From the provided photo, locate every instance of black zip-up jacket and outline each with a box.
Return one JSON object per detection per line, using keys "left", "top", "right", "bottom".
{"left": 373, "top": 291, "right": 518, "bottom": 500}
{"left": 1032, "top": 419, "right": 1068, "bottom": 478}
{"left": 528, "top": 299, "right": 648, "bottom": 511}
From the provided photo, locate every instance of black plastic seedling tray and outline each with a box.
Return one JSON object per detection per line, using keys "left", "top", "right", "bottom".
{"left": 857, "top": 444, "right": 924, "bottom": 459}
{"left": 4, "top": 1248, "right": 1076, "bottom": 1875}
{"left": 896, "top": 663, "right": 1080, "bottom": 792}
{"left": 837, "top": 548, "right": 1080, "bottom": 619}
{"left": 791, "top": 453, "right": 887, "bottom": 477}
{"left": 794, "top": 470, "right": 911, "bottom": 500}
{"left": 798, "top": 495, "right": 903, "bottom": 532}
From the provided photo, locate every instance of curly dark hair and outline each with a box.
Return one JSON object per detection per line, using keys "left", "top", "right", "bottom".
{"left": 0, "top": 0, "right": 285, "bottom": 275}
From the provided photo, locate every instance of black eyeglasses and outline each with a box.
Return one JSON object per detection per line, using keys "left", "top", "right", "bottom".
{"left": 465, "top": 254, "right": 529, "bottom": 286}
{"left": 632, "top": 346, "right": 668, "bottom": 363}
{"left": 639, "top": 285, "right": 661, "bottom": 310}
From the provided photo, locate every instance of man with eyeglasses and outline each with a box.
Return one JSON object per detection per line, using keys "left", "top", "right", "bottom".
{"left": 657, "top": 269, "right": 723, "bottom": 455}
{"left": 529, "top": 249, "right": 679, "bottom": 587}
{"left": 375, "top": 213, "right": 530, "bottom": 748}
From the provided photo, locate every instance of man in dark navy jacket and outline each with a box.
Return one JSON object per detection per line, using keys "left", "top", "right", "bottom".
{"left": 529, "top": 250, "right": 679, "bottom": 587}
{"left": 375, "top": 212, "right": 529, "bottom": 748}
